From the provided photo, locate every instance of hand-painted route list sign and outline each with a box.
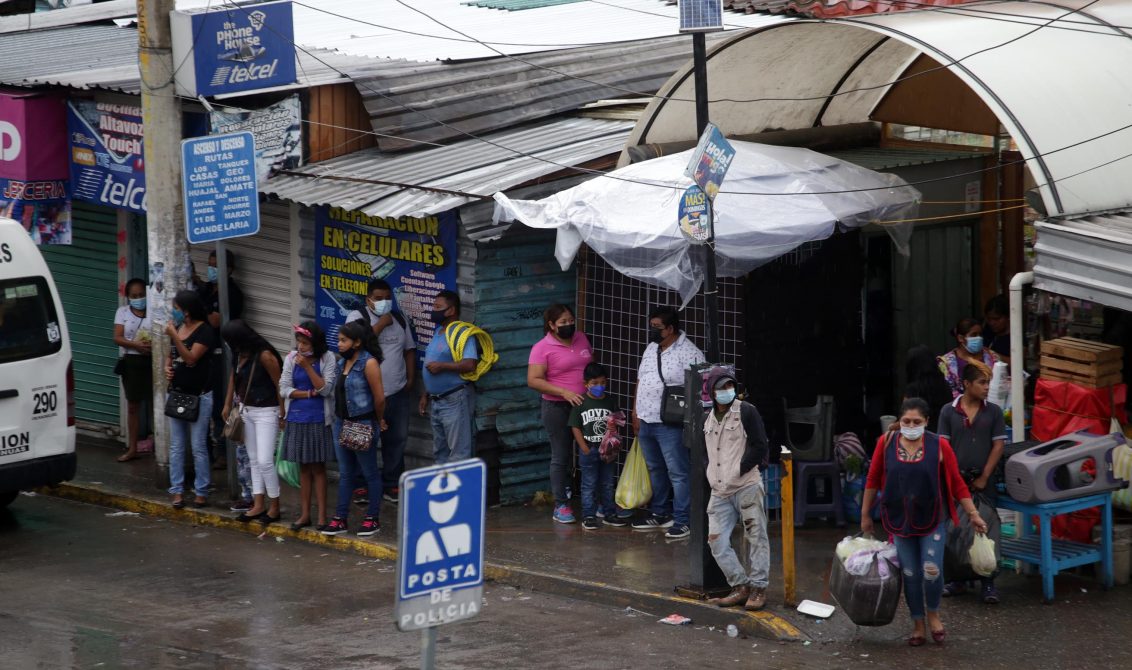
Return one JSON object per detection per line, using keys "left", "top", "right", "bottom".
{"left": 181, "top": 131, "right": 259, "bottom": 244}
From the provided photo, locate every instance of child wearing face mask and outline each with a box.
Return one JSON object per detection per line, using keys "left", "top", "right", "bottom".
{"left": 702, "top": 367, "right": 771, "bottom": 612}
{"left": 568, "top": 362, "right": 627, "bottom": 531}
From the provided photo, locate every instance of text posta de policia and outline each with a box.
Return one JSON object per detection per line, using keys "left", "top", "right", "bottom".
{"left": 319, "top": 207, "right": 447, "bottom": 294}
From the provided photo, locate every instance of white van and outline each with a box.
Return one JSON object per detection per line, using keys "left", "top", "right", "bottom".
{"left": 0, "top": 217, "right": 75, "bottom": 508}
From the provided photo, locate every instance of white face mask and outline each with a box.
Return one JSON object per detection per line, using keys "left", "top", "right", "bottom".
{"left": 371, "top": 299, "right": 392, "bottom": 316}
{"left": 900, "top": 425, "right": 926, "bottom": 441}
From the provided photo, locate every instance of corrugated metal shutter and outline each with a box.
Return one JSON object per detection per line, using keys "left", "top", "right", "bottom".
{"left": 41, "top": 202, "right": 121, "bottom": 426}
{"left": 190, "top": 201, "right": 293, "bottom": 353}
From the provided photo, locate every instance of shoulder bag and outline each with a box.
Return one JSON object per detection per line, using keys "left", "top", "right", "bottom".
{"left": 657, "top": 346, "right": 686, "bottom": 426}
{"left": 338, "top": 359, "right": 375, "bottom": 451}
{"left": 165, "top": 391, "right": 200, "bottom": 422}
{"left": 222, "top": 356, "right": 258, "bottom": 442}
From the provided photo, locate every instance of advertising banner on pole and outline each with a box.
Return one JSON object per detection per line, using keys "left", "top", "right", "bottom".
{"left": 66, "top": 100, "right": 146, "bottom": 213}
{"left": 314, "top": 206, "right": 458, "bottom": 353}
{"left": 683, "top": 122, "right": 735, "bottom": 200}
{"left": 0, "top": 178, "right": 71, "bottom": 245}
{"left": 209, "top": 94, "right": 301, "bottom": 182}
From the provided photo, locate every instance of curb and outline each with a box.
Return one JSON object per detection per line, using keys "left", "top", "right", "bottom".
{"left": 44, "top": 482, "right": 806, "bottom": 642}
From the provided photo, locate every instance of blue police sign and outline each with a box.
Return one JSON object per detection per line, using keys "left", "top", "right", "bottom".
{"left": 396, "top": 459, "right": 485, "bottom": 631}
{"left": 170, "top": 1, "right": 298, "bottom": 98}
{"left": 181, "top": 131, "right": 260, "bottom": 244}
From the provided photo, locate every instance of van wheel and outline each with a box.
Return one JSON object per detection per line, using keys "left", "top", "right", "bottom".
{"left": 0, "top": 491, "right": 18, "bottom": 508}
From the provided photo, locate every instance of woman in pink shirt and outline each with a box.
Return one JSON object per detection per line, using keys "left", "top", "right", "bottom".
{"left": 528, "top": 304, "right": 594, "bottom": 524}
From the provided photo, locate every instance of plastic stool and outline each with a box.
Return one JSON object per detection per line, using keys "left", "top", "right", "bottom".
{"left": 783, "top": 395, "right": 835, "bottom": 462}
{"left": 793, "top": 460, "right": 845, "bottom": 528}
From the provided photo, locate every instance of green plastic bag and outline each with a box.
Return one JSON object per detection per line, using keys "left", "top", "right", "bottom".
{"left": 615, "top": 438, "right": 652, "bottom": 510}
{"left": 275, "top": 430, "right": 301, "bottom": 489}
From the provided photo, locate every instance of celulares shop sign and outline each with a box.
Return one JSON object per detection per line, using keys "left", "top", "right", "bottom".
{"left": 171, "top": 1, "right": 298, "bottom": 98}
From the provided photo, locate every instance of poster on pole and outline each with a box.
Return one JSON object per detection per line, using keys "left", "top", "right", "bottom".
{"left": 314, "top": 206, "right": 458, "bottom": 353}
{"left": 209, "top": 95, "right": 301, "bottom": 182}
{"left": 66, "top": 100, "right": 146, "bottom": 213}
{"left": 677, "top": 185, "right": 711, "bottom": 244}
{"left": 683, "top": 123, "right": 735, "bottom": 200}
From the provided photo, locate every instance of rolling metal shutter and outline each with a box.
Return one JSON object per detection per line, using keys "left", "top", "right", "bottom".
{"left": 40, "top": 202, "right": 121, "bottom": 426}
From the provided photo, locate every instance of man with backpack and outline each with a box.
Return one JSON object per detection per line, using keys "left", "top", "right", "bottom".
{"left": 346, "top": 279, "right": 415, "bottom": 502}
{"left": 702, "top": 367, "right": 772, "bottom": 612}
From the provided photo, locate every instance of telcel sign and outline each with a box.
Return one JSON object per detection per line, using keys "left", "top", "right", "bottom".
{"left": 171, "top": 1, "right": 298, "bottom": 98}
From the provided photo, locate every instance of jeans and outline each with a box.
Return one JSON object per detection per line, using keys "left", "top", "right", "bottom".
{"left": 542, "top": 400, "right": 574, "bottom": 506}
{"left": 430, "top": 386, "right": 475, "bottom": 464}
{"left": 381, "top": 389, "right": 410, "bottom": 490}
{"left": 168, "top": 391, "right": 214, "bottom": 496}
{"left": 637, "top": 421, "right": 689, "bottom": 525}
{"left": 893, "top": 522, "right": 947, "bottom": 620}
{"left": 243, "top": 405, "right": 280, "bottom": 498}
{"left": 707, "top": 480, "right": 770, "bottom": 589}
{"left": 335, "top": 423, "right": 382, "bottom": 518}
{"left": 578, "top": 445, "right": 616, "bottom": 519}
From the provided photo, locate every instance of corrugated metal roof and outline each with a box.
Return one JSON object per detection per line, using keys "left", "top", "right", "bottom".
{"left": 708, "top": 0, "right": 974, "bottom": 17}
{"left": 263, "top": 116, "right": 633, "bottom": 217}
{"left": 1034, "top": 212, "right": 1132, "bottom": 313}
{"left": 826, "top": 147, "right": 990, "bottom": 170}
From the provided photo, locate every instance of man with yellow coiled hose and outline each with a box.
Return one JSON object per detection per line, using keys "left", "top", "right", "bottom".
{"left": 420, "top": 290, "right": 480, "bottom": 464}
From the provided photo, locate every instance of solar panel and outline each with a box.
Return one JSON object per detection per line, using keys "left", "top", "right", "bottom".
{"left": 679, "top": 0, "right": 724, "bottom": 33}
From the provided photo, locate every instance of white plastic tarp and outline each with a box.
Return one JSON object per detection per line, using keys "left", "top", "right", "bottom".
{"left": 493, "top": 141, "right": 919, "bottom": 303}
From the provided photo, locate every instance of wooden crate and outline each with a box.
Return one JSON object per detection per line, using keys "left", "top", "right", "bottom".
{"left": 1040, "top": 337, "right": 1124, "bottom": 388}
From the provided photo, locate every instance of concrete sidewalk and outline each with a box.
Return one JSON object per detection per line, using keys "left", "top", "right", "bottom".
{"left": 45, "top": 436, "right": 1131, "bottom": 645}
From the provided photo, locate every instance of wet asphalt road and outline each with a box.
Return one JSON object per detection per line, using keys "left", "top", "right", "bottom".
{"left": 2, "top": 495, "right": 1131, "bottom": 669}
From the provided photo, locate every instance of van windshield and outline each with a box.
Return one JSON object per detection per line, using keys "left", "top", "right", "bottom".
{"left": 0, "top": 276, "right": 63, "bottom": 364}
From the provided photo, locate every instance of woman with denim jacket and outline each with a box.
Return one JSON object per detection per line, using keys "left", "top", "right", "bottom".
{"left": 322, "top": 321, "right": 387, "bottom": 537}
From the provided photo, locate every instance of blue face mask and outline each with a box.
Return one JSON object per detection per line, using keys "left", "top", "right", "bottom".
{"left": 207, "top": 266, "right": 219, "bottom": 283}
{"left": 129, "top": 298, "right": 146, "bottom": 311}
{"left": 171, "top": 308, "right": 185, "bottom": 326}
{"left": 589, "top": 384, "right": 606, "bottom": 398}
{"left": 715, "top": 389, "right": 736, "bottom": 405}
{"left": 371, "top": 299, "right": 392, "bottom": 316}
{"left": 965, "top": 335, "right": 984, "bottom": 354}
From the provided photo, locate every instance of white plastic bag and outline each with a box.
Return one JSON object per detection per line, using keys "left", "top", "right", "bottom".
{"left": 970, "top": 533, "right": 997, "bottom": 577}
{"left": 836, "top": 536, "right": 887, "bottom": 563}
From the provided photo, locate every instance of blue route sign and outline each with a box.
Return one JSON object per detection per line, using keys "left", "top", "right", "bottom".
{"left": 181, "top": 131, "right": 260, "bottom": 244}
{"left": 396, "top": 458, "right": 486, "bottom": 631}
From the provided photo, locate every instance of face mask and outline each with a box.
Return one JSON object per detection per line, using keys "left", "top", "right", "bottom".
{"left": 648, "top": 327, "right": 665, "bottom": 344}
{"left": 965, "top": 335, "right": 984, "bottom": 354}
{"left": 431, "top": 308, "right": 449, "bottom": 324}
{"left": 171, "top": 308, "right": 185, "bottom": 327}
{"left": 588, "top": 384, "right": 605, "bottom": 398}
{"left": 556, "top": 324, "right": 576, "bottom": 340}
{"left": 207, "top": 266, "right": 219, "bottom": 283}
{"left": 129, "top": 298, "right": 146, "bottom": 311}
{"left": 715, "top": 389, "right": 736, "bottom": 405}
{"left": 371, "top": 299, "right": 392, "bottom": 317}
{"left": 300, "top": 349, "right": 314, "bottom": 358}
{"left": 900, "top": 425, "right": 926, "bottom": 441}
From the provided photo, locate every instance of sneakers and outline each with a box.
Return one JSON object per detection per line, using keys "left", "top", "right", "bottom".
{"left": 357, "top": 516, "right": 381, "bottom": 537}
{"left": 665, "top": 524, "right": 690, "bottom": 539}
{"left": 632, "top": 514, "right": 673, "bottom": 531}
{"left": 981, "top": 584, "right": 1001, "bottom": 604}
{"left": 745, "top": 587, "right": 768, "bottom": 611}
{"left": 229, "top": 499, "right": 253, "bottom": 512}
{"left": 383, "top": 487, "right": 400, "bottom": 504}
{"left": 708, "top": 585, "right": 751, "bottom": 608}
{"left": 602, "top": 515, "right": 629, "bottom": 528}
{"left": 581, "top": 516, "right": 600, "bottom": 530}
{"left": 352, "top": 488, "right": 369, "bottom": 506}
{"left": 320, "top": 517, "right": 348, "bottom": 535}
{"left": 553, "top": 504, "right": 576, "bottom": 524}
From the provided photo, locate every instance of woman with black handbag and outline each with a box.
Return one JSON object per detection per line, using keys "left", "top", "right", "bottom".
{"left": 221, "top": 320, "right": 285, "bottom": 524}
{"left": 164, "top": 290, "right": 216, "bottom": 509}
{"left": 322, "top": 321, "right": 387, "bottom": 537}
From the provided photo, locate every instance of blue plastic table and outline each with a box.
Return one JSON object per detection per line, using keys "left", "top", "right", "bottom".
{"left": 997, "top": 491, "right": 1114, "bottom": 603}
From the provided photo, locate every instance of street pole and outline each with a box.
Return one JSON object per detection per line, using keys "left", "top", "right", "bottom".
{"left": 138, "top": 0, "right": 186, "bottom": 487}
{"left": 679, "top": 31, "right": 729, "bottom": 598}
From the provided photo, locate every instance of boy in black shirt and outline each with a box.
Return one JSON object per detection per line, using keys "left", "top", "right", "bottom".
{"left": 568, "top": 363, "right": 627, "bottom": 530}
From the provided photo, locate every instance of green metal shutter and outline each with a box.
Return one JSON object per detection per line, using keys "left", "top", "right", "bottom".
{"left": 41, "top": 202, "right": 121, "bottom": 426}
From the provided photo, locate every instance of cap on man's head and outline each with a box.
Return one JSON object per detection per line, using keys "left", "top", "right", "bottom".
{"left": 705, "top": 366, "right": 737, "bottom": 392}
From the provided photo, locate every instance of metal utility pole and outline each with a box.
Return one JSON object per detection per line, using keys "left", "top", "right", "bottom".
{"left": 693, "top": 32, "right": 720, "bottom": 364}
{"left": 138, "top": 0, "right": 186, "bottom": 486}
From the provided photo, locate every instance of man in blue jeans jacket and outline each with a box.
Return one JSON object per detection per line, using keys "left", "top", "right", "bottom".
{"left": 631, "top": 306, "right": 705, "bottom": 539}
{"left": 420, "top": 290, "right": 478, "bottom": 464}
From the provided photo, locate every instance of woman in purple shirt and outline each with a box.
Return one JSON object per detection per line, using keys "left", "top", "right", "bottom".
{"left": 527, "top": 304, "right": 594, "bottom": 525}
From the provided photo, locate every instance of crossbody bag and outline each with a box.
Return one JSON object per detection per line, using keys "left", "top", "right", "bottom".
{"left": 657, "top": 346, "right": 686, "bottom": 426}
{"left": 222, "top": 356, "right": 258, "bottom": 442}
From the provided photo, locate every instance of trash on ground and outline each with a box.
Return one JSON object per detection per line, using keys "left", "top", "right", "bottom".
{"left": 797, "top": 600, "right": 835, "bottom": 618}
{"left": 658, "top": 614, "right": 693, "bottom": 626}
{"left": 275, "top": 536, "right": 284, "bottom": 543}
{"left": 726, "top": 624, "right": 738, "bottom": 638}
{"left": 105, "top": 511, "right": 139, "bottom": 517}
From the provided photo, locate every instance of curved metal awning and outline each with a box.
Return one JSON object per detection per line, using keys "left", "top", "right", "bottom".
{"left": 626, "top": 0, "right": 1132, "bottom": 217}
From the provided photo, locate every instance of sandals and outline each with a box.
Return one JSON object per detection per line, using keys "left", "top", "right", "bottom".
{"left": 171, "top": 495, "right": 185, "bottom": 509}
{"left": 236, "top": 510, "right": 264, "bottom": 523}
{"left": 907, "top": 635, "right": 926, "bottom": 647}
{"left": 289, "top": 520, "right": 312, "bottom": 531}
{"left": 258, "top": 512, "right": 282, "bottom": 525}
{"left": 931, "top": 628, "right": 947, "bottom": 645}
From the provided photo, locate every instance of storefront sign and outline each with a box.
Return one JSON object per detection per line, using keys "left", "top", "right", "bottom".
{"left": 684, "top": 122, "right": 735, "bottom": 199}
{"left": 209, "top": 95, "right": 301, "bottom": 182}
{"left": 67, "top": 100, "right": 146, "bottom": 213}
{"left": 0, "top": 91, "right": 68, "bottom": 182}
{"left": 677, "top": 185, "right": 711, "bottom": 244}
{"left": 171, "top": 1, "right": 298, "bottom": 98}
{"left": 314, "top": 206, "right": 458, "bottom": 352}
{"left": 181, "top": 131, "right": 259, "bottom": 244}
{"left": 0, "top": 178, "right": 72, "bottom": 245}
